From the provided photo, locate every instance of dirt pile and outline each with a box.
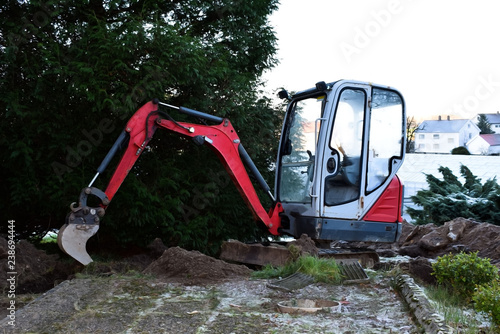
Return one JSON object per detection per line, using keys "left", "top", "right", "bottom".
{"left": 398, "top": 218, "right": 500, "bottom": 264}
{"left": 287, "top": 233, "right": 319, "bottom": 258}
{"left": 343, "top": 218, "right": 500, "bottom": 266}
{"left": 143, "top": 246, "right": 252, "bottom": 285}
{"left": 0, "top": 237, "right": 74, "bottom": 294}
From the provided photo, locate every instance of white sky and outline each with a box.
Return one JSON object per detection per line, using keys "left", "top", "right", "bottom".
{"left": 262, "top": 0, "right": 500, "bottom": 121}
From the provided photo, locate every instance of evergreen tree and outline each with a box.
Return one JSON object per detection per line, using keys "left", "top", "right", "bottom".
{"left": 1, "top": 0, "right": 281, "bottom": 254}
{"left": 407, "top": 165, "right": 500, "bottom": 226}
{"left": 477, "top": 114, "right": 494, "bottom": 134}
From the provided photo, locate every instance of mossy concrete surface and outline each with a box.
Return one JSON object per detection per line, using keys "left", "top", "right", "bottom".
{"left": 1, "top": 274, "right": 420, "bottom": 333}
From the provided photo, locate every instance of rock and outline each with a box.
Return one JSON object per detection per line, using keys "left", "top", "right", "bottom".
{"left": 399, "top": 245, "right": 427, "bottom": 258}
{"left": 398, "top": 220, "right": 418, "bottom": 245}
{"left": 460, "top": 221, "right": 500, "bottom": 257}
{"left": 401, "top": 224, "right": 436, "bottom": 246}
{"left": 444, "top": 218, "right": 468, "bottom": 242}
{"left": 408, "top": 257, "right": 436, "bottom": 285}
{"left": 376, "top": 249, "right": 398, "bottom": 258}
{"left": 418, "top": 229, "right": 450, "bottom": 251}
{"left": 449, "top": 244, "right": 470, "bottom": 253}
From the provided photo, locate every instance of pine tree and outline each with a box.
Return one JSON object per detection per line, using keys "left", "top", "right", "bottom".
{"left": 407, "top": 165, "right": 500, "bottom": 225}
{"left": 477, "top": 114, "right": 494, "bottom": 134}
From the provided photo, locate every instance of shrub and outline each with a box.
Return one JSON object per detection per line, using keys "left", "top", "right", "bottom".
{"left": 451, "top": 146, "right": 471, "bottom": 155}
{"left": 473, "top": 280, "right": 500, "bottom": 328}
{"left": 432, "top": 251, "right": 499, "bottom": 300}
{"left": 407, "top": 165, "right": 500, "bottom": 225}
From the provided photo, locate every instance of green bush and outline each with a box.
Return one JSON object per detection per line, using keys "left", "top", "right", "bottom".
{"left": 473, "top": 279, "right": 500, "bottom": 328}
{"left": 432, "top": 251, "right": 499, "bottom": 300}
{"left": 451, "top": 146, "right": 471, "bottom": 155}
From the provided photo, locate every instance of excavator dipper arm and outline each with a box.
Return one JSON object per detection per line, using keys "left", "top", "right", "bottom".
{"left": 58, "top": 100, "right": 283, "bottom": 265}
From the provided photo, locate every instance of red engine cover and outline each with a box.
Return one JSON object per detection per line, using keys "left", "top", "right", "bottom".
{"left": 363, "top": 175, "right": 403, "bottom": 223}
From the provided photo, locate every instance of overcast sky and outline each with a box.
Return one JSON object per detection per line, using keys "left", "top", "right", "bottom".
{"left": 262, "top": 0, "right": 500, "bottom": 121}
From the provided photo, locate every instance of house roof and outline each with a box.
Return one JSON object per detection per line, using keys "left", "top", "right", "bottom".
{"left": 480, "top": 134, "right": 500, "bottom": 146}
{"left": 485, "top": 113, "right": 500, "bottom": 124}
{"left": 417, "top": 119, "right": 470, "bottom": 133}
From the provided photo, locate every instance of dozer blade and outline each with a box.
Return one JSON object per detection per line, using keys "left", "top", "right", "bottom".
{"left": 58, "top": 223, "right": 99, "bottom": 265}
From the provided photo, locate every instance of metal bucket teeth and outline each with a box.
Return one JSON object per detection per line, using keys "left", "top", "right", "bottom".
{"left": 58, "top": 223, "right": 99, "bottom": 265}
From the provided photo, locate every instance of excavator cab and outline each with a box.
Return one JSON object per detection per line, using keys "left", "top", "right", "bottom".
{"left": 276, "top": 80, "right": 405, "bottom": 243}
{"left": 58, "top": 79, "right": 405, "bottom": 265}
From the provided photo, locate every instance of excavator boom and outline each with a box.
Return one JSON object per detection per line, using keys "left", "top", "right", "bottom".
{"left": 58, "top": 100, "right": 283, "bottom": 264}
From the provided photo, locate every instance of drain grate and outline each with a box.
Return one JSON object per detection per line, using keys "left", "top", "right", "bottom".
{"left": 336, "top": 259, "right": 370, "bottom": 284}
{"left": 267, "top": 272, "right": 315, "bottom": 292}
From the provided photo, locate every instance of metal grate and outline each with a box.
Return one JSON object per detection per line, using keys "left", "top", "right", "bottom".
{"left": 267, "top": 272, "right": 315, "bottom": 292}
{"left": 336, "top": 259, "right": 370, "bottom": 284}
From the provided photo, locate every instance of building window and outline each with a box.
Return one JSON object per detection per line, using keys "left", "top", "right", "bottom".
{"left": 418, "top": 144, "right": 425, "bottom": 149}
{"left": 469, "top": 133, "right": 472, "bottom": 139}
{"left": 419, "top": 134, "right": 425, "bottom": 139}
{"left": 448, "top": 138, "right": 454, "bottom": 144}
{"left": 495, "top": 124, "right": 500, "bottom": 128}
{"left": 433, "top": 134, "right": 440, "bottom": 139}
{"left": 433, "top": 144, "right": 439, "bottom": 149}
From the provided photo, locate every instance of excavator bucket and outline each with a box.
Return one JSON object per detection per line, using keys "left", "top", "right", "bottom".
{"left": 58, "top": 222, "right": 99, "bottom": 265}
{"left": 58, "top": 187, "right": 109, "bottom": 265}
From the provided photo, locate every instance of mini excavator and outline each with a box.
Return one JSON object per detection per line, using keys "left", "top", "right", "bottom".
{"left": 58, "top": 80, "right": 406, "bottom": 265}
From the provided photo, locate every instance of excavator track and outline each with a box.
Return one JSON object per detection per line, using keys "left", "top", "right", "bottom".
{"left": 220, "top": 240, "right": 378, "bottom": 267}
{"left": 219, "top": 240, "right": 374, "bottom": 283}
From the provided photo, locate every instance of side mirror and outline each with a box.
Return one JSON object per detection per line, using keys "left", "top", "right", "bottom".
{"left": 327, "top": 150, "right": 340, "bottom": 176}
{"left": 278, "top": 89, "right": 289, "bottom": 100}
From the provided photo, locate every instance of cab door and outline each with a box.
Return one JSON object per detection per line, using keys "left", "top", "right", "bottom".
{"left": 320, "top": 83, "right": 405, "bottom": 222}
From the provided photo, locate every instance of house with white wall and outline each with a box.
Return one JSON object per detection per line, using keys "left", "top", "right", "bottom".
{"left": 484, "top": 112, "right": 500, "bottom": 134}
{"left": 467, "top": 134, "right": 500, "bottom": 155}
{"left": 414, "top": 116, "right": 480, "bottom": 154}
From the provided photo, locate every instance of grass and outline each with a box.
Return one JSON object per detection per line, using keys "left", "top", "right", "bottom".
{"left": 251, "top": 255, "right": 343, "bottom": 284}
{"left": 424, "top": 284, "right": 498, "bottom": 333}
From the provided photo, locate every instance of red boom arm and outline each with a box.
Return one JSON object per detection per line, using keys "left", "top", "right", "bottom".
{"left": 102, "top": 100, "right": 283, "bottom": 235}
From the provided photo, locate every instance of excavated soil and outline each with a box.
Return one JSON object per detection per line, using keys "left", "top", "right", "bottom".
{"left": 2, "top": 217, "right": 500, "bottom": 333}
{"left": 143, "top": 246, "right": 252, "bottom": 285}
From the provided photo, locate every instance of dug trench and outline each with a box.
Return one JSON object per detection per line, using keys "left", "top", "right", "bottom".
{"left": 1, "top": 217, "right": 499, "bottom": 333}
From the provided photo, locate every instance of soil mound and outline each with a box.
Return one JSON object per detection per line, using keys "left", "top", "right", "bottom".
{"left": 143, "top": 246, "right": 252, "bottom": 285}
{"left": 399, "top": 218, "right": 500, "bottom": 264}
{"left": 0, "top": 237, "right": 74, "bottom": 294}
{"left": 288, "top": 233, "right": 319, "bottom": 258}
